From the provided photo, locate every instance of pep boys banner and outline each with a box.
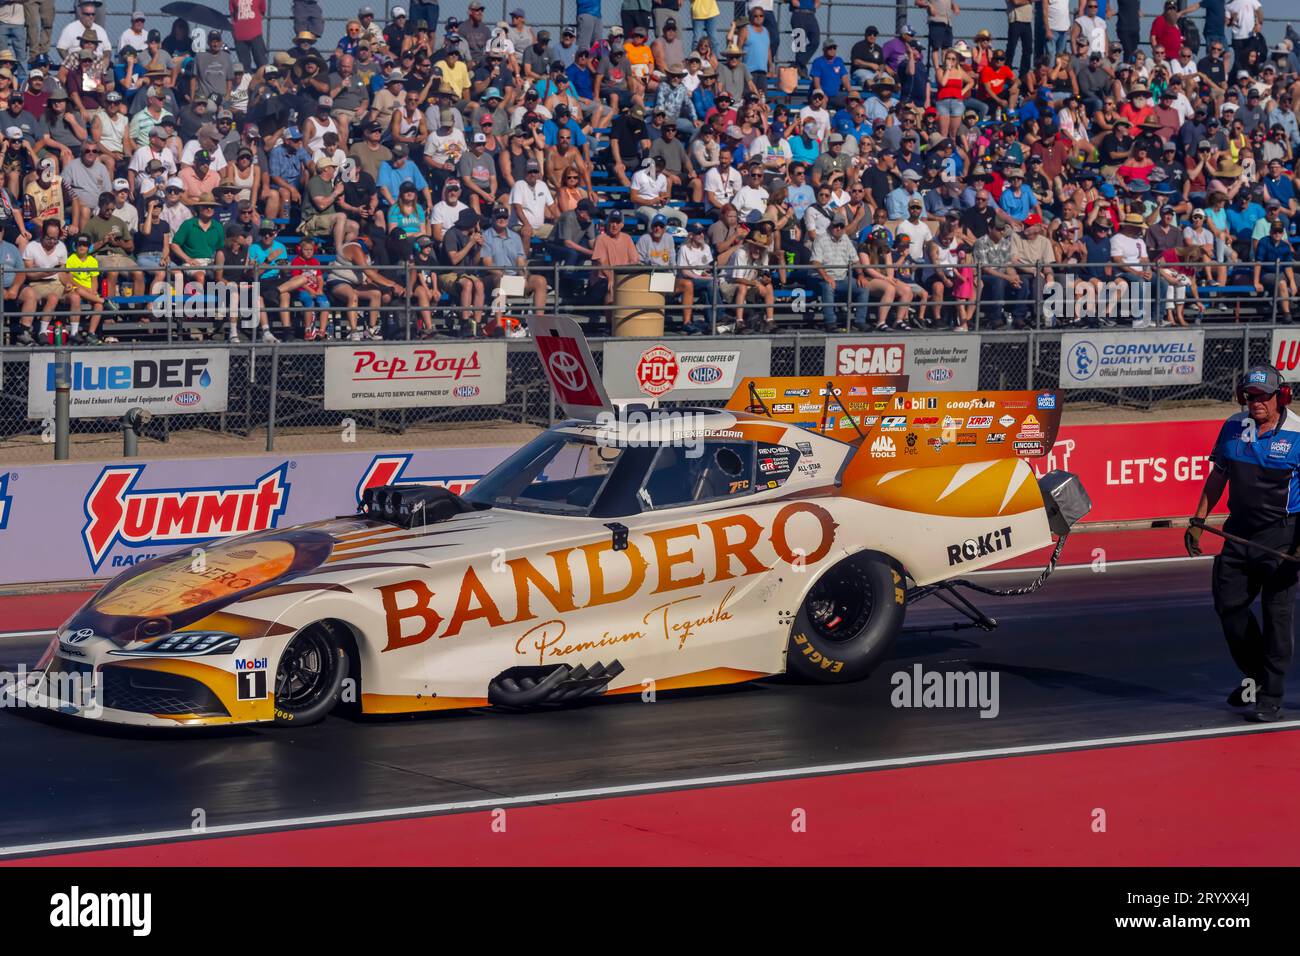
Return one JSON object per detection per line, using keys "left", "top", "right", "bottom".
{"left": 0, "top": 447, "right": 515, "bottom": 584}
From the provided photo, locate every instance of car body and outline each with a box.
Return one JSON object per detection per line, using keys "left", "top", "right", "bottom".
{"left": 15, "top": 319, "right": 1088, "bottom": 728}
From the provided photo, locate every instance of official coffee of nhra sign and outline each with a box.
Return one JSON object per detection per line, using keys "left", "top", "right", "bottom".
{"left": 823, "top": 335, "right": 981, "bottom": 390}
{"left": 1058, "top": 330, "right": 1204, "bottom": 389}
{"left": 602, "top": 338, "right": 773, "bottom": 400}
{"left": 323, "top": 342, "right": 506, "bottom": 410}
{"left": 1026, "top": 419, "right": 1225, "bottom": 523}
{"left": 26, "top": 349, "right": 229, "bottom": 419}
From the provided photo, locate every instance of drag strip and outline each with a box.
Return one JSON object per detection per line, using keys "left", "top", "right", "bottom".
{"left": 0, "top": 561, "right": 1292, "bottom": 855}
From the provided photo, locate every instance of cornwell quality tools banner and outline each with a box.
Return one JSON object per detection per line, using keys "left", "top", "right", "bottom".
{"left": 602, "top": 339, "right": 774, "bottom": 400}
{"left": 323, "top": 342, "right": 507, "bottom": 410}
{"left": 822, "top": 336, "right": 982, "bottom": 390}
{"left": 27, "top": 349, "right": 230, "bottom": 420}
{"left": 0, "top": 447, "right": 514, "bottom": 584}
{"left": 1058, "top": 329, "right": 1204, "bottom": 389}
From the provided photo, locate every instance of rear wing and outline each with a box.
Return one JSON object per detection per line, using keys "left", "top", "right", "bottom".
{"left": 725, "top": 375, "right": 911, "bottom": 444}
{"left": 841, "top": 389, "right": 1064, "bottom": 479}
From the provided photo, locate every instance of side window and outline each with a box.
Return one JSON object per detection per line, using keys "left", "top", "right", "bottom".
{"left": 639, "top": 441, "right": 756, "bottom": 510}
{"left": 756, "top": 444, "right": 803, "bottom": 490}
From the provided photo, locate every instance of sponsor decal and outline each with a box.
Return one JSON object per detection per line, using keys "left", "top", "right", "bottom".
{"left": 872, "top": 386, "right": 897, "bottom": 395}
{"left": 356, "top": 454, "right": 481, "bottom": 504}
{"left": 535, "top": 334, "right": 604, "bottom": 408}
{"left": 818, "top": 387, "right": 842, "bottom": 396}
{"left": 880, "top": 416, "right": 907, "bottom": 431}
{"left": 873, "top": 401, "right": 888, "bottom": 411}
{"left": 688, "top": 364, "right": 724, "bottom": 385}
{"left": 942, "top": 416, "right": 964, "bottom": 429}
{"left": 999, "top": 414, "right": 1017, "bottom": 427}
{"left": 1269, "top": 439, "right": 1292, "bottom": 457}
{"left": 966, "top": 416, "right": 994, "bottom": 429}
{"left": 636, "top": 345, "right": 681, "bottom": 397}
{"left": 771, "top": 403, "right": 795, "bottom": 414}
{"left": 81, "top": 464, "right": 290, "bottom": 573}
{"left": 796, "top": 442, "right": 813, "bottom": 455}
{"left": 904, "top": 432, "right": 918, "bottom": 455}
{"left": 956, "top": 432, "right": 977, "bottom": 447}
{"left": 895, "top": 395, "right": 939, "bottom": 410}
{"left": 985, "top": 433, "right": 1007, "bottom": 444}
{"left": 174, "top": 390, "right": 201, "bottom": 407}
{"left": 234, "top": 657, "right": 268, "bottom": 671}
{"left": 947, "top": 526, "right": 1014, "bottom": 565}
{"left": 785, "top": 388, "right": 811, "bottom": 397}
{"left": 926, "top": 366, "right": 954, "bottom": 383}
{"left": 944, "top": 398, "right": 996, "bottom": 409}
{"left": 912, "top": 416, "right": 939, "bottom": 428}
{"left": 453, "top": 384, "right": 481, "bottom": 398}
{"left": 1036, "top": 392, "right": 1057, "bottom": 409}
{"left": 756, "top": 388, "right": 777, "bottom": 399}
{"left": 859, "top": 416, "right": 879, "bottom": 426}
{"left": 1013, "top": 440, "right": 1045, "bottom": 456}
{"left": 0, "top": 472, "right": 9, "bottom": 530}
{"left": 1003, "top": 400, "right": 1027, "bottom": 408}
{"left": 848, "top": 386, "right": 868, "bottom": 396}
{"left": 835, "top": 343, "right": 904, "bottom": 375}
{"left": 870, "top": 435, "right": 896, "bottom": 458}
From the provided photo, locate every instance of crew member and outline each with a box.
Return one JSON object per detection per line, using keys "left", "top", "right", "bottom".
{"left": 1187, "top": 364, "right": 1300, "bottom": 722}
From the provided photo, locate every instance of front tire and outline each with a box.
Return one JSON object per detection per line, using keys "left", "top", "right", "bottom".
{"left": 786, "top": 552, "right": 906, "bottom": 683}
{"left": 272, "top": 621, "right": 348, "bottom": 725}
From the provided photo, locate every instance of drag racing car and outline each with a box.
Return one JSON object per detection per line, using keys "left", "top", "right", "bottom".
{"left": 17, "top": 317, "right": 1090, "bottom": 728}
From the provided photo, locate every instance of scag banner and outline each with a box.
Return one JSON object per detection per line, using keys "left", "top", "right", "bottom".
{"left": 823, "top": 336, "right": 981, "bottom": 390}
{"left": 603, "top": 339, "right": 773, "bottom": 400}
{"left": 1026, "top": 419, "right": 1225, "bottom": 522}
{"left": 1058, "top": 330, "right": 1203, "bottom": 389}
{"left": 0, "top": 446, "right": 514, "bottom": 583}
{"left": 324, "top": 342, "right": 507, "bottom": 410}
{"left": 27, "top": 349, "right": 229, "bottom": 419}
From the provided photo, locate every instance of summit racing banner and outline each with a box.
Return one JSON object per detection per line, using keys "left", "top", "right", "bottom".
{"left": 602, "top": 339, "right": 773, "bottom": 400}
{"left": 0, "top": 446, "right": 514, "bottom": 583}
{"left": 27, "top": 349, "right": 229, "bottom": 419}
{"left": 823, "top": 336, "right": 981, "bottom": 390}
{"left": 324, "top": 342, "right": 506, "bottom": 410}
{"left": 1058, "top": 330, "right": 1203, "bottom": 389}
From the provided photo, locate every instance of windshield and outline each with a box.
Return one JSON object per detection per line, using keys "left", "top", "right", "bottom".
{"left": 463, "top": 431, "right": 625, "bottom": 515}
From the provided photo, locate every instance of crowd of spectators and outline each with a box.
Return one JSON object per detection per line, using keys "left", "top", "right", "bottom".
{"left": 0, "top": 0, "right": 1295, "bottom": 344}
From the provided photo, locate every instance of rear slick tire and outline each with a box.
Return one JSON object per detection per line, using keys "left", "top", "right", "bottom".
{"left": 786, "top": 552, "right": 906, "bottom": 683}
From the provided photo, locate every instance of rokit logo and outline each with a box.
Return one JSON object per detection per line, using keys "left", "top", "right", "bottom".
{"left": 82, "top": 464, "right": 290, "bottom": 572}
{"left": 356, "top": 454, "right": 483, "bottom": 505}
{"left": 870, "top": 435, "right": 896, "bottom": 458}
{"left": 947, "top": 527, "right": 1014, "bottom": 565}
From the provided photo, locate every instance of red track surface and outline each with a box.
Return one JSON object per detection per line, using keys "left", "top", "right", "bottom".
{"left": 9, "top": 729, "right": 1298, "bottom": 866}
{"left": 0, "top": 590, "right": 93, "bottom": 632}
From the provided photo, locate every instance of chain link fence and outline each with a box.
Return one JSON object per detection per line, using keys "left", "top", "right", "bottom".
{"left": 0, "top": 318, "right": 1279, "bottom": 464}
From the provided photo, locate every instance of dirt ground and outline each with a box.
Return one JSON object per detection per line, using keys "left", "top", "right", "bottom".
{"left": 0, "top": 399, "right": 1235, "bottom": 466}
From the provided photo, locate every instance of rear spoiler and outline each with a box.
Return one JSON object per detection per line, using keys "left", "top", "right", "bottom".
{"left": 725, "top": 375, "right": 910, "bottom": 444}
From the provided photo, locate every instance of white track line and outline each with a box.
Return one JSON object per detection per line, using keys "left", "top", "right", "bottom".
{"left": 3, "top": 720, "right": 1296, "bottom": 859}
{"left": 0, "top": 629, "right": 55, "bottom": 640}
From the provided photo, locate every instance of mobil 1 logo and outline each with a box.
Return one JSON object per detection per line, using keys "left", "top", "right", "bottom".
{"left": 235, "top": 656, "right": 269, "bottom": 700}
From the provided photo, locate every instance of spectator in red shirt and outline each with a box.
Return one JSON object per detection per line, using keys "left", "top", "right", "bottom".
{"left": 978, "top": 50, "right": 1019, "bottom": 112}
{"left": 229, "top": 0, "right": 268, "bottom": 71}
{"left": 1149, "top": 1, "right": 1197, "bottom": 61}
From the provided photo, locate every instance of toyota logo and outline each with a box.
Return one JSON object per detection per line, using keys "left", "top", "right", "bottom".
{"left": 62, "top": 628, "right": 95, "bottom": 645}
{"left": 547, "top": 349, "right": 587, "bottom": 392}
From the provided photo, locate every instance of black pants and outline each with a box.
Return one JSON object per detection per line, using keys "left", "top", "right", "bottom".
{"left": 1213, "top": 518, "right": 1299, "bottom": 707}
{"left": 234, "top": 37, "right": 268, "bottom": 71}
{"left": 1007, "top": 21, "right": 1033, "bottom": 78}
{"left": 1119, "top": 28, "right": 1140, "bottom": 62}
{"left": 790, "top": 10, "right": 819, "bottom": 69}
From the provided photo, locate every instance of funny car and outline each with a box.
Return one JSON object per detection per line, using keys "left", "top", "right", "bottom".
{"left": 18, "top": 317, "right": 1090, "bottom": 727}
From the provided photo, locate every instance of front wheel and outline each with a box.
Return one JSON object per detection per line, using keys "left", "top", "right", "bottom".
{"left": 786, "top": 552, "right": 906, "bottom": 683}
{"left": 272, "top": 621, "right": 348, "bottom": 726}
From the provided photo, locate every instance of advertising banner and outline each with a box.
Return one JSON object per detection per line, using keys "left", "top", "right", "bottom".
{"left": 0, "top": 446, "right": 515, "bottom": 583}
{"left": 822, "top": 336, "right": 982, "bottom": 390}
{"left": 1026, "top": 419, "right": 1225, "bottom": 522}
{"left": 323, "top": 342, "right": 507, "bottom": 410}
{"left": 602, "top": 339, "right": 773, "bottom": 400}
{"left": 27, "top": 349, "right": 229, "bottom": 420}
{"left": 1058, "top": 330, "right": 1204, "bottom": 389}
{"left": 1270, "top": 327, "right": 1300, "bottom": 376}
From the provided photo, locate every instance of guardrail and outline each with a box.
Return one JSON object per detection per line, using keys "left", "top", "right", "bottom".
{"left": 0, "top": 321, "right": 1285, "bottom": 465}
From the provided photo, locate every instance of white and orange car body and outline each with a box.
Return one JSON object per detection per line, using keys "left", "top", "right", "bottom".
{"left": 19, "top": 318, "right": 1077, "bottom": 728}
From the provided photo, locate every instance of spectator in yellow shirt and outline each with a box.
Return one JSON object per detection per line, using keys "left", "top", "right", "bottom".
{"left": 64, "top": 233, "right": 115, "bottom": 344}
{"left": 437, "top": 47, "right": 471, "bottom": 100}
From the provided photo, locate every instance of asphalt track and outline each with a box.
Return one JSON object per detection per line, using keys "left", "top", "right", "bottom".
{"left": 0, "top": 556, "right": 1296, "bottom": 858}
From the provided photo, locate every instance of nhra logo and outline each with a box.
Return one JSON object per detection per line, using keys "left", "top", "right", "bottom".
{"left": 0, "top": 472, "right": 9, "bottom": 531}
{"left": 688, "top": 364, "right": 724, "bottom": 384}
{"left": 925, "top": 366, "right": 954, "bottom": 383}
{"left": 82, "top": 464, "right": 291, "bottom": 572}
{"left": 453, "top": 384, "right": 481, "bottom": 398}
{"left": 357, "top": 454, "right": 482, "bottom": 505}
